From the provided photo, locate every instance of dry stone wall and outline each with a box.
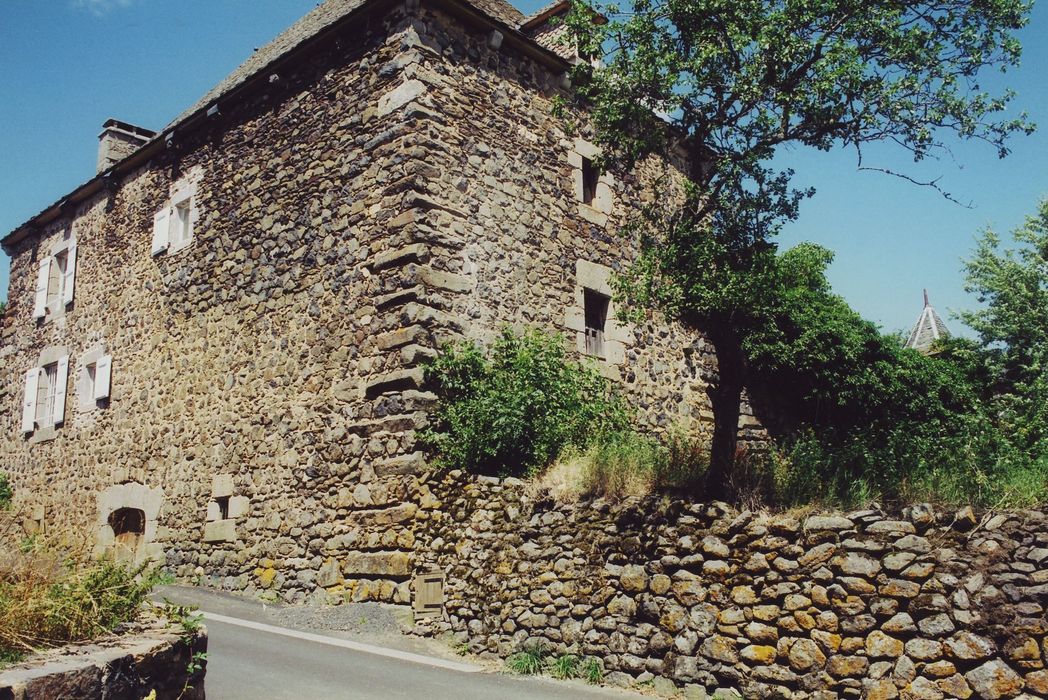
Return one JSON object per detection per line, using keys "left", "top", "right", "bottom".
{"left": 413, "top": 470, "right": 1048, "bottom": 700}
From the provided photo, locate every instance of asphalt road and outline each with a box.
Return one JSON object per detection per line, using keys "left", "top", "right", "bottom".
{"left": 157, "top": 587, "right": 644, "bottom": 700}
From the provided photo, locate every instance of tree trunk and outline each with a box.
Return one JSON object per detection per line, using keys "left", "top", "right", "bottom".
{"left": 705, "top": 325, "right": 746, "bottom": 500}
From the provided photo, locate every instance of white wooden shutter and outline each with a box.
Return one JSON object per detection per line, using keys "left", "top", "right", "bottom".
{"left": 62, "top": 244, "right": 77, "bottom": 307}
{"left": 33, "top": 258, "right": 50, "bottom": 319}
{"left": 21, "top": 368, "right": 40, "bottom": 434}
{"left": 94, "top": 355, "right": 112, "bottom": 401}
{"left": 151, "top": 207, "right": 171, "bottom": 256}
{"left": 52, "top": 355, "right": 69, "bottom": 426}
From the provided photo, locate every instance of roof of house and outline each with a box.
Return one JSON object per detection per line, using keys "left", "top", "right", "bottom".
{"left": 3, "top": 0, "right": 545, "bottom": 251}
{"left": 168, "top": 0, "right": 524, "bottom": 131}
{"left": 904, "top": 290, "right": 950, "bottom": 353}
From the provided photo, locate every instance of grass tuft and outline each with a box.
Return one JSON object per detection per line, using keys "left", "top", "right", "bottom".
{"left": 0, "top": 525, "right": 163, "bottom": 665}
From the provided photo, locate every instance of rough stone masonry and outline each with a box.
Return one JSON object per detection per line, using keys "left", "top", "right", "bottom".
{"left": 413, "top": 471, "right": 1048, "bottom": 700}
{"left": 0, "top": 0, "right": 764, "bottom": 605}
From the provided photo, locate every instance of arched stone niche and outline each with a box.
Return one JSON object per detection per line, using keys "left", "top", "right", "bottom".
{"left": 95, "top": 483, "right": 164, "bottom": 565}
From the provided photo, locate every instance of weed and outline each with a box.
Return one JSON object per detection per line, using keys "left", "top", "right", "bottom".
{"left": 549, "top": 653, "right": 580, "bottom": 680}
{"left": 0, "top": 532, "right": 162, "bottom": 661}
{"left": 506, "top": 643, "right": 549, "bottom": 675}
{"left": 581, "top": 656, "right": 604, "bottom": 684}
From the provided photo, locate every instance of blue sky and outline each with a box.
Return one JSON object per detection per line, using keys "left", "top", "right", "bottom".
{"left": 1, "top": 0, "right": 1045, "bottom": 337}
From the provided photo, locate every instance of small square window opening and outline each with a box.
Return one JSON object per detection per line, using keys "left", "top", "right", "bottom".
{"left": 581, "top": 157, "right": 599, "bottom": 205}
{"left": 215, "top": 495, "right": 230, "bottom": 520}
{"left": 584, "top": 289, "right": 610, "bottom": 358}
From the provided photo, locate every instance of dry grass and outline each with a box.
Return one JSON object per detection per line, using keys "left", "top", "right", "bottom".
{"left": 0, "top": 515, "right": 162, "bottom": 664}
{"left": 532, "top": 432, "right": 709, "bottom": 502}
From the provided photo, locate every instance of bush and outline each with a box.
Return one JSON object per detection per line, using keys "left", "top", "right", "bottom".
{"left": 0, "top": 475, "right": 11, "bottom": 511}
{"left": 421, "top": 327, "right": 631, "bottom": 477}
{"left": 0, "top": 533, "right": 163, "bottom": 664}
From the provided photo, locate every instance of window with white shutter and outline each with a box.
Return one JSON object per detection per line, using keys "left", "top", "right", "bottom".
{"left": 62, "top": 244, "right": 77, "bottom": 307}
{"left": 36, "top": 363, "right": 57, "bottom": 428}
{"left": 21, "top": 368, "right": 40, "bottom": 434}
{"left": 33, "top": 258, "right": 50, "bottom": 320}
{"left": 52, "top": 355, "right": 69, "bottom": 425}
{"left": 151, "top": 207, "right": 171, "bottom": 256}
{"left": 94, "top": 355, "right": 112, "bottom": 402}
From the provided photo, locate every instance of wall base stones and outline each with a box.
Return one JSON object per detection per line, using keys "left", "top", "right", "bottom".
{"left": 0, "top": 619, "right": 207, "bottom": 700}
{"left": 411, "top": 470, "right": 1048, "bottom": 700}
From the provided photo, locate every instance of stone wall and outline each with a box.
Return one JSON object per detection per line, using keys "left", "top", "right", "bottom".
{"left": 413, "top": 470, "right": 1048, "bottom": 700}
{"left": 0, "top": 620, "right": 206, "bottom": 700}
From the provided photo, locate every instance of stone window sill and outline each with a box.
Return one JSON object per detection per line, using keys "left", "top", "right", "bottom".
{"left": 28, "top": 425, "right": 58, "bottom": 445}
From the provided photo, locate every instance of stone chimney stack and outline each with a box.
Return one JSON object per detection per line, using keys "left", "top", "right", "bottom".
{"left": 96, "top": 119, "right": 156, "bottom": 174}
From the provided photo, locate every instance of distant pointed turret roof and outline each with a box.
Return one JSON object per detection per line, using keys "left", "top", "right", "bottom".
{"left": 904, "top": 290, "right": 950, "bottom": 353}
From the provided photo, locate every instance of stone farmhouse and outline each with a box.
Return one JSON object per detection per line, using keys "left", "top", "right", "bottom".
{"left": 0, "top": 0, "right": 758, "bottom": 602}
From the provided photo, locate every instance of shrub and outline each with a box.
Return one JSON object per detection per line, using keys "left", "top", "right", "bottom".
{"left": 421, "top": 327, "right": 631, "bottom": 477}
{"left": 0, "top": 533, "right": 163, "bottom": 663}
{"left": 0, "top": 474, "right": 11, "bottom": 511}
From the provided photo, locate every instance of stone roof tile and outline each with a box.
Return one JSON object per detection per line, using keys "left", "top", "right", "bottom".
{"left": 167, "top": 0, "right": 523, "bottom": 132}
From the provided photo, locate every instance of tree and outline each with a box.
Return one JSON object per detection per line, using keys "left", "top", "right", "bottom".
{"left": 960, "top": 198, "right": 1048, "bottom": 452}
{"left": 564, "top": 0, "right": 1033, "bottom": 495}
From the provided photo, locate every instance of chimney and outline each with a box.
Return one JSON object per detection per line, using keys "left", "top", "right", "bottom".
{"left": 96, "top": 119, "right": 156, "bottom": 174}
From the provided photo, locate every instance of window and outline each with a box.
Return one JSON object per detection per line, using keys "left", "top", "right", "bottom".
{"left": 47, "top": 251, "right": 67, "bottom": 307}
{"left": 152, "top": 186, "right": 197, "bottom": 256}
{"left": 21, "top": 353, "right": 70, "bottom": 436}
{"left": 33, "top": 242, "right": 77, "bottom": 321}
{"left": 78, "top": 353, "right": 112, "bottom": 411}
{"left": 85, "top": 363, "right": 96, "bottom": 400}
{"left": 581, "top": 157, "right": 599, "bottom": 205}
{"left": 36, "top": 363, "right": 58, "bottom": 428}
{"left": 215, "top": 496, "right": 230, "bottom": 520}
{"left": 584, "top": 289, "right": 610, "bottom": 357}
{"left": 173, "top": 199, "right": 193, "bottom": 247}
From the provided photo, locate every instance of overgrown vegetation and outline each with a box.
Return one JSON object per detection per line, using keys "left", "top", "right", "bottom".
{"left": 550, "top": 0, "right": 1039, "bottom": 506}
{"left": 0, "top": 529, "right": 163, "bottom": 665}
{"left": 0, "top": 474, "right": 11, "bottom": 511}
{"left": 420, "top": 327, "right": 630, "bottom": 477}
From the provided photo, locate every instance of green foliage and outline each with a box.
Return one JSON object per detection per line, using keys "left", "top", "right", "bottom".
{"left": 159, "top": 600, "right": 205, "bottom": 640}
{"left": 506, "top": 643, "right": 549, "bottom": 675}
{"left": 559, "top": 0, "right": 1036, "bottom": 505}
{"left": 564, "top": 0, "right": 1033, "bottom": 244}
{"left": 0, "top": 474, "right": 11, "bottom": 511}
{"left": 581, "top": 656, "right": 605, "bottom": 684}
{"left": 421, "top": 328, "right": 631, "bottom": 477}
{"left": 549, "top": 653, "right": 581, "bottom": 680}
{"left": 0, "top": 537, "right": 163, "bottom": 660}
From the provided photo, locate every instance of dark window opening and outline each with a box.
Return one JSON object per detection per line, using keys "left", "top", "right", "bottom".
{"left": 584, "top": 289, "right": 610, "bottom": 357}
{"left": 108, "top": 507, "right": 145, "bottom": 563}
{"left": 215, "top": 496, "right": 230, "bottom": 520}
{"left": 581, "top": 157, "right": 599, "bottom": 205}
{"left": 109, "top": 507, "right": 145, "bottom": 536}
